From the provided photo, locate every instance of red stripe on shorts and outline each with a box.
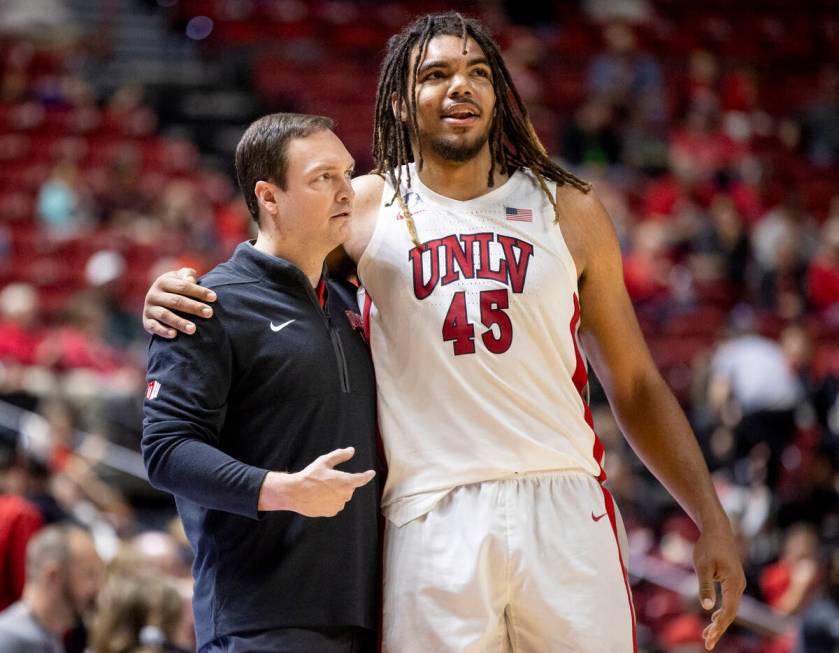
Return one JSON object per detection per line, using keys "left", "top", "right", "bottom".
{"left": 601, "top": 485, "right": 638, "bottom": 652}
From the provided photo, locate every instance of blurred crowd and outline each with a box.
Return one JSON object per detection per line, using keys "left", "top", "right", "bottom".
{"left": 0, "top": 1, "right": 837, "bottom": 652}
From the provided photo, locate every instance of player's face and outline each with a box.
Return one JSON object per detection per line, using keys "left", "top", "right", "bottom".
{"left": 410, "top": 35, "right": 496, "bottom": 163}
{"left": 274, "top": 129, "right": 355, "bottom": 252}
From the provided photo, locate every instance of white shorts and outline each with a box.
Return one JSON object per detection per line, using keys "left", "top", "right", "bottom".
{"left": 382, "top": 471, "right": 636, "bottom": 652}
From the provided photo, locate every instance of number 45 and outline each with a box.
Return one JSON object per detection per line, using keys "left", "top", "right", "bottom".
{"left": 442, "top": 290, "right": 513, "bottom": 355}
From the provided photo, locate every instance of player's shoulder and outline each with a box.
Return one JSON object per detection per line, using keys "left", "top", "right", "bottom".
{"left": 352, "top": 173, "right": 385, "bottom": 203}
{"left": 345, "top": 174, "right": 386, "bottom": 264}
{"left": 555, "top": 181, "right": 606, "bottom": 220}
{"left": 553, "top": 181, "right": 620, "bottom": 276}
{"left": 555, "top": 183, "right": 616, "bottom": 242}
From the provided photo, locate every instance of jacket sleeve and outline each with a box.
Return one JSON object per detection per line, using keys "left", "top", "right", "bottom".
{"left": 142, "top": 309, "right": 268, "bottom": 520}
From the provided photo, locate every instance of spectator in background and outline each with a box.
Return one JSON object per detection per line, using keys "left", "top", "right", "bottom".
{"left": 798, "top": 547, "right": 839, "bottom": 653}
{"left": 560, "top": 97, "right": 622, "bottom": 167}
{"left": 623, "top": 220, "right": 672, "bottom": 304}
{"left": 0, "top": 0, "right": 77, "bottom": 41}
{"left": 95, "top": 148, "right": 150, "bottom": 223}
{"left": 588, "top": 21, "right": 663, "bottom": 119}
{"left": 214, "top": 197, "right": 253, "bottom": 256}
{"left": 708, "top": 311, "right": 801, "bottom": 485}
{"left": 621, "top": 97, "right": 670, "bottom": 174}
{"left": 84, "top": 250, "right": 144, "bottom": 352}
{"left": 681, "top": 50, "right": 720, "bottom": 116}
{"left": 130, "top": 531, "right": 191, "bottom": 580}
{"left": 800, "top": 64, "right": 839, "bottom": 168}
{"left": 155, "top": 179, "right": 218, "bottom": 257}
{"left": 36, "top": 161, "right": 92, "bottom": 239}
{"left": 90, "top": 572, "right": 190, "bottom": 653}
{"left": 4, "top": 432, "right": 68, "bottom": 525}
{"left": 0, "top": 524, "right": 103, "bottom": 652}
{"left": 760, "top": 523, "right": 822, "bottom": 616}
{"left": 753, "top": 195, "right": 816, "bottom": 318}
{"left": 39, "top": 291, "right": 127, "bottom": 376}
{"left": 107, "top": 534, "right": 195, "bottom": 651}
{"left": 0, "top": 282, "right": 43, "bottom": 366}
{"left": 807, "top": 215, "right": 839, "bottom": 323}
{"left": 691, "top": 194, "right": 750, "bottom": 288}
{"left": 0, "top": 445, "right": 43, "bottom": 611}
{"left": 582, "top": 0, "right": 653, "bottom": 24}
{"left": 670, "top": 104, "right": 744, "bottom": 187}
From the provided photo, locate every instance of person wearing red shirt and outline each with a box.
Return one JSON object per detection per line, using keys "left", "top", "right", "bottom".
{"left": 0, "top": 449, "right": 44, "bottom": 611}
{"left": 807, "top": 215, "right": 839, "bottom": 317}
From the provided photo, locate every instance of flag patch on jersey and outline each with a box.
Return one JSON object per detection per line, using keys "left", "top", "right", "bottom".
{"left": 505, "top": 206, "right": 533, "bottom": 222}
{"left": 146, "top": 380, "right": 161, "bottom": 400}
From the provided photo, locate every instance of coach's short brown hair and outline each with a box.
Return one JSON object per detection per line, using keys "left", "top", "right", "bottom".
{"left": 235, "top": 112, "right": 334, "bottom": 223}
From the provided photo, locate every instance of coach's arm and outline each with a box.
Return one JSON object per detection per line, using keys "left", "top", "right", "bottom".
{"left": 557, "top": 186, "right": 746, "bottom": 652}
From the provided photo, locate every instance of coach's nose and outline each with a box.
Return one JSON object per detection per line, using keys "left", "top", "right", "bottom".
{"left": 337, "top": 174, "right": 354, "bottom": 205}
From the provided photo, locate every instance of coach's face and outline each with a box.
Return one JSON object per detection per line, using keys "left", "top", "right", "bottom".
{"left": 265, "top": 129, "right": 355, "bottom": 253}
{"left": 410, "top": 35, "right": 496, "bottom": 163}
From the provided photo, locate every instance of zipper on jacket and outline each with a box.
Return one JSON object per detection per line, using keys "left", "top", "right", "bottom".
{"left": 329, "top": 321, "right": 351, "bottom": 393}
{"left": 304, "top": 281, "right": 351, "bottom": 394}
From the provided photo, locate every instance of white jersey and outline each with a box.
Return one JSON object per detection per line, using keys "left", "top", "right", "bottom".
{"left": 357, "top": 165, "right": 606, "bottom": 525}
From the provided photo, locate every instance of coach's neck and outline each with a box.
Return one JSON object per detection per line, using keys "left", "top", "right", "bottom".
{"left": 253, "top": 230, "right": 324, "bottom": 287}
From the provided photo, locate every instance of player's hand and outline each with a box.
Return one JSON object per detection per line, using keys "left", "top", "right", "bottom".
{"left": 693, "top": 523, "right": 747, "bottom": 651}
{"left": 143, "top": 268, "right": 217, "bottom": 338}
{"left": 259, "top": 447, "right": 375, "bottom": 517}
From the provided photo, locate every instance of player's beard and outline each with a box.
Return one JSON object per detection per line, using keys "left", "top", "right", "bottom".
{"left": 429, "top": 130, "right": 489, "bottom": 162}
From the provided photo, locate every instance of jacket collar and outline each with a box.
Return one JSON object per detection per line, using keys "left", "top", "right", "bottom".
{"left": 230, "top": 241, "right": 328, "bottom": 289}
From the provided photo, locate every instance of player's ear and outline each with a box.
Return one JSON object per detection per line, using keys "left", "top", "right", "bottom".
{"left": 390, "top": 93, "right": 408, "bottom": 122}
{"left": 254, "top": 180, "right": 280, "bottom": 220}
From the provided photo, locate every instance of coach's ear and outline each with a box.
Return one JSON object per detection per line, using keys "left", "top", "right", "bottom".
{"left": 254, "top": 180, "right": 280, "bottom": 223}
{"left": 390, "top": 92, "right": 408, "bottom": 122}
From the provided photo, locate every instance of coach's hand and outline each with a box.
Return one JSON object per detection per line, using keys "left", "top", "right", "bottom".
{"left": 693, "top": 523, "right": 747, "bottom": 650}
{"left": 258, "top": 447, "right": 376, "bottom": 517}
{"left": 143, "top": 268, "right": 216, "bottom": 338}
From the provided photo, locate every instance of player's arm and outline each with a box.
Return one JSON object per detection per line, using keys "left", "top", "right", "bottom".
{"left": 344, "top": 173, "right": 384, "bottom": 263}
{"left": 566, "top": 190, "right": 746, "bottom": 651}
{"left": 142, "top": 304, "right": 374, "bottom": 518}
{"left": 141, "top": 174, "right": 384, "bottom": 339}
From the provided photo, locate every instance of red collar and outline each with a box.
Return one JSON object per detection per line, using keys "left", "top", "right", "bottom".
{"left": 316, "top": 278, "right": 327, "bottom": 309}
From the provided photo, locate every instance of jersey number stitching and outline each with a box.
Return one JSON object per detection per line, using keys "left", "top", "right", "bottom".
{"left": 442, "top": 290, "right": 513, "bottom": 355}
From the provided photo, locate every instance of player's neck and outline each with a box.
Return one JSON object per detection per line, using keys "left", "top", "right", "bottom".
{"left": 415, "top": 147, "right": 509, "bottom": 201}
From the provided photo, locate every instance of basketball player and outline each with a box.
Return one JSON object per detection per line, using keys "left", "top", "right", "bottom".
{"left": 142, "top": 13, "right": 745, "bottom": 652}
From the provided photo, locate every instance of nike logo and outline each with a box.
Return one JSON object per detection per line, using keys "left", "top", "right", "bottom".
{"left": 591, "top": 511, "right": 608, "bottom": 522}
{"left": 269, "top": 319, "right": 295, "bottom": 332}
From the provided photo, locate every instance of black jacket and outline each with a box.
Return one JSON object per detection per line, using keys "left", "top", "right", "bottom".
{"left": 142, "top": 242, "right": 380, "bottom": 648}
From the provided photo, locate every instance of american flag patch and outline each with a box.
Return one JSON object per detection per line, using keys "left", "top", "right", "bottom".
{"left": 146, "top": 380, "right": 161, "bottom": 400}
{"left": 505, "top": 206, "right": 533, "bottom": 222}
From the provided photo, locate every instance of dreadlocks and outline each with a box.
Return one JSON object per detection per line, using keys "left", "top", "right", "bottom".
{"left": 372, "top": 11, "right": 590, "bottom": 247}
